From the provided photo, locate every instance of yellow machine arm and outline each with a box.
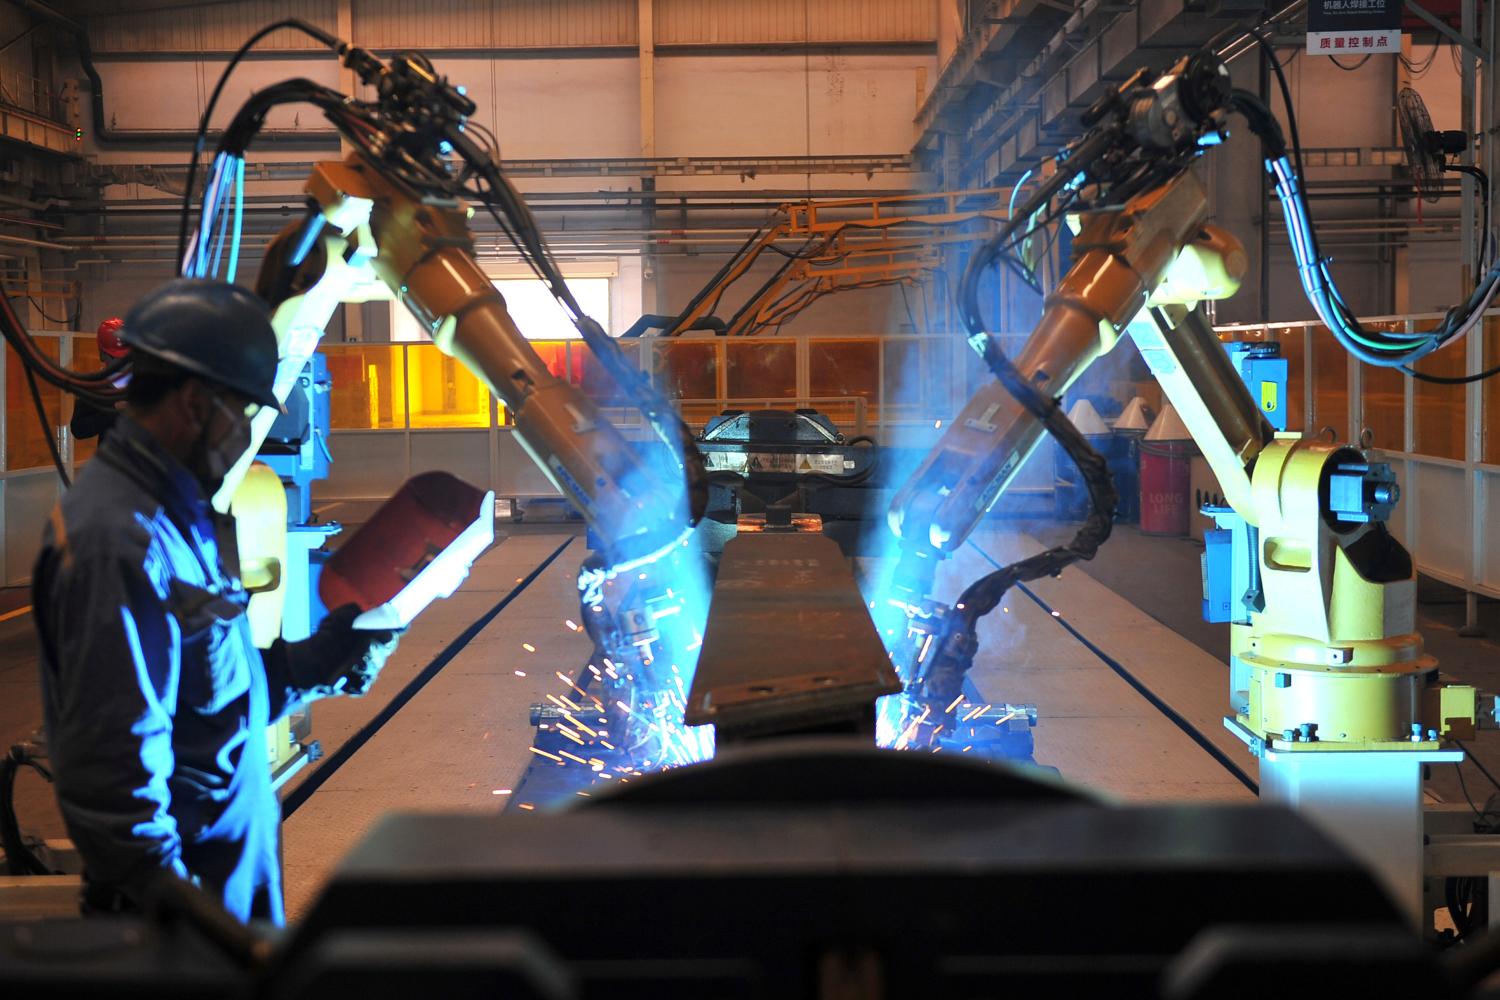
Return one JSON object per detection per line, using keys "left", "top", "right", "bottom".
{"left": 888, "top": 53, "right": 1477, "bottom": 761}
{"left": 661, "top": 189, "right": 1020, "bottom": 338}
{"left": 204, "top": 55, "right": 699, "bottom": 567}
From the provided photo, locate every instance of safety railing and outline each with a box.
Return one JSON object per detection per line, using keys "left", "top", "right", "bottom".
{"left": 322, "top": 335, "right": 987, "bottom": 438}
{"left": 10, "top": 319, "right": 1489, "bottom": 608}
{"left": 0, "top": 69, "right": 67, "bottom": 124}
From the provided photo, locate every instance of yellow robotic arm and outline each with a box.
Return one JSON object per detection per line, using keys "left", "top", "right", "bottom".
{"left": 201, "top": 47, "right": 699, "bottom": 569}
{"left": 887, "top": 53, "right": 1477, "bottom": 761}
{"left": 237, "top": 157, "right": 685, "bottom": 560}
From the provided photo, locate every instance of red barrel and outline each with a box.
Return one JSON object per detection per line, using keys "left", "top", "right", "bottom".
{"left": 1139, "top": 440, "right": 1193, "bottom": 535}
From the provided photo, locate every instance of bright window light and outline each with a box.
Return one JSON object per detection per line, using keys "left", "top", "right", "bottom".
{"left": 391, "top": 277, "right": 611, "bottom": 342}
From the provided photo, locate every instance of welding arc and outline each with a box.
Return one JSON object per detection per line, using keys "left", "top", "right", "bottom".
{"left": 281, "top": 537, "right": 574, "bottom": 819}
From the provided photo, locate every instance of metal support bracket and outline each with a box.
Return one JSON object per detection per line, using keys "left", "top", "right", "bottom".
{"left": 1406, "top": 0, "right": 1485, "bottom": 62}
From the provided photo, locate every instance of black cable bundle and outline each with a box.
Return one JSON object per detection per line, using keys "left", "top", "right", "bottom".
{"left": 1232, "top": 27, "right": 1500, "bottom": 385}
{"left": 907, "top": 132, "right": 1120, "bottom": 711}
{"left": 1, "top": 743, "right": 54, "bottom": 876}
{"left": 184, "top": 25, "right": 708, "bottom": 531}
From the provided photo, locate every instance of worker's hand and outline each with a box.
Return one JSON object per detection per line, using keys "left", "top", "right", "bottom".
{"left": 296, "top": 604, "right": 401, "bottom": 699}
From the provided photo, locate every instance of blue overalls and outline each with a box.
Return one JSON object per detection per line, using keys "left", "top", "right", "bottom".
{"left": 33, "top": 415, "right": 311, "bottom": 924}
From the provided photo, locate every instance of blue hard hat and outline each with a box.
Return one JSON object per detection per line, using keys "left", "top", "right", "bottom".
{"left": 121, "top": 279, "right": 280, "bottom": 409}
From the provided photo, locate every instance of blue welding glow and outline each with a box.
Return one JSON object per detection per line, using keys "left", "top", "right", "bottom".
{"left": 859, "top": 235, "right": 1048, "bottom": 756}
{"left": 566, "top": 426, "right": 718, "bottom": 777}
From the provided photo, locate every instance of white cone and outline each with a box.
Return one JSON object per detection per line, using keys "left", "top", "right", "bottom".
{"left": 1145, "top": 402, "right": 1192, "bottom": 442}
{"left": 1116, "top": 396, "right": 1153, "bottom": 433}
{"left": 1065, "top": 397, "right": 1110, "bottom": 436}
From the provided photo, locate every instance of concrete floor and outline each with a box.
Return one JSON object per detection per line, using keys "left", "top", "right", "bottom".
{"left": 4, "top": 515, "right": 1492, "bottom": 925}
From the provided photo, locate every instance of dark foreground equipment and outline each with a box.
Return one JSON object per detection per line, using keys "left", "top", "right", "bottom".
{"left": 0, "top": 741, "right": 1458, "bottom": 1000}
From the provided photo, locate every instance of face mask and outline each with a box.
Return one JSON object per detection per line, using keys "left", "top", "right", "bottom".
{"left": 190, "top": 394, "right": 257, "bottom": 492}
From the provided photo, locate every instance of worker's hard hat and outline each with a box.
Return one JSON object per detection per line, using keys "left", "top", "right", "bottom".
{"left": 121, "top": 279, "right": 280, "bottom": 409}
{"left": 95, "top": 317, "right": 128, "bottom": 358}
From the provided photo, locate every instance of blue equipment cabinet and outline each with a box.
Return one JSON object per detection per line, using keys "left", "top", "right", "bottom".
{"left": 1223, "top": 341, "right": 1289, "bottom": 431}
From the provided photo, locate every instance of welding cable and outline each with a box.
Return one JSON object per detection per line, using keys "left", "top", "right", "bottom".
{"left": 0, "top": 287, "right": 124, "bottom": 406}
{"left": 911, "top": 130, "right": 1119, "bottom": 710}
{"left": 1, "top": 745, "right": 54, "bottom": 876}
{"left": 452, "top": 139, "right": 708, "bottom": 520}
{"left": 24, "top": 364, "right": 68, "bottom": 487}
{"left": 207, "top": 160, "right": 236, "bottom": 279}
{"left": 1233, "top": 50, "right": 1500, "bottom": 380}
{"left": 176, "top": 18, "right": 344, "bottom": 269}
{"left": 196, "top": 37, "right": 709, "bottom": 522}
{"left": 182, "top": 151, "right": 229, "bottom": 278}
{"left": 226, "top": 155, "right": 246, "bottom": 283}
{"left": 24, "top": 296, "right": 75, "bottom": 329}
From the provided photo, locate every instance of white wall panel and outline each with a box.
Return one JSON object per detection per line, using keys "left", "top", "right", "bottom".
{"left": 1410, "top": 462, "right": 1469, "bottom": 583}
{"left": 655, "top": 53, "right": 930, "bottom": 157}
{"left": 323, "top": 432, "right": 411, "bottom": 499}
{"left": 93, "top": 58, "right": 341, "bottom": 131}
{"left": 408, "top": 430, "right": 490, "bottom": 486}
{"left": 89, "top": 1, "right": 336, "bottom": 52}
{"left": 496, "top": 433, "right": 562, "bottom": 497}
{"left": 430, "top": 56, "right": 638, "bottom": 159}
{"left": 656, "top": 0, "right": 935, "bottom": 46}
{"left": 498, "top": 0, "right": 636, "bottom": 48}
{"left": 1482, "top": 470, "right": 1500, "bottom": 592}
{"left": 805, "top": 53, "right": 929, "bottom": 153}
{"left": 355, "top": 0, "right": 496, "bottom": 50}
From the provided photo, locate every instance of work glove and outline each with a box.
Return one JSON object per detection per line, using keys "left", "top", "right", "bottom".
{"left": 285, "top": 604, "right": 401, "bottom": 700}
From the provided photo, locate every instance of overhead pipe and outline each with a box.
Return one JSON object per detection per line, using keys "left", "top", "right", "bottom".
{"left": 0, "top": 229, "right": 70, "bottom": 250}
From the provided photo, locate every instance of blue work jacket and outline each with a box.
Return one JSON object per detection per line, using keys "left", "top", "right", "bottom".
{"left": 33, "top": 415, "right": 309, "bottom": 925}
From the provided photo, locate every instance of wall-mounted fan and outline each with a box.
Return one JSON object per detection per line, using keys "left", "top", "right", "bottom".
{"left": 1397, "top": 86, "right": 1487, "bottom": 266}
{"left": 1397, "top": 86, "right": 1473, "bottom": 202}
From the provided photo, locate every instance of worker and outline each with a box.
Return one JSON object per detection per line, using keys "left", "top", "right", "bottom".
{"left": 69, "top": 317, "right": 129, "bottom": 442}
{"left": 31, "top": 279, "right": 400, "bottom": 925}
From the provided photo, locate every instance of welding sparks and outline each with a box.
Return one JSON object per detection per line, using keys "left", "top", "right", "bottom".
{"left": 514, "top": 670, "right": 526, "bottom": 677}
{"left": 492, "top": 788, "right": 512, "bottom": 795}
{"left": 522, "top": 642, "right": 537, "bottom": 652}
{"left": 563, "top": 712, "right": 599, "bottom": 737}
{"left": 565, "top": 619, "right": 581, "bottom": 631}
{"left": 529, "top": 746, "right": 563, "bottom": 762}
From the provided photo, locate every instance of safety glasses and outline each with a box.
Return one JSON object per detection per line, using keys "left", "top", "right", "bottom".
{"left": 211, "top": 393, "right": 261, "bottom": 425}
